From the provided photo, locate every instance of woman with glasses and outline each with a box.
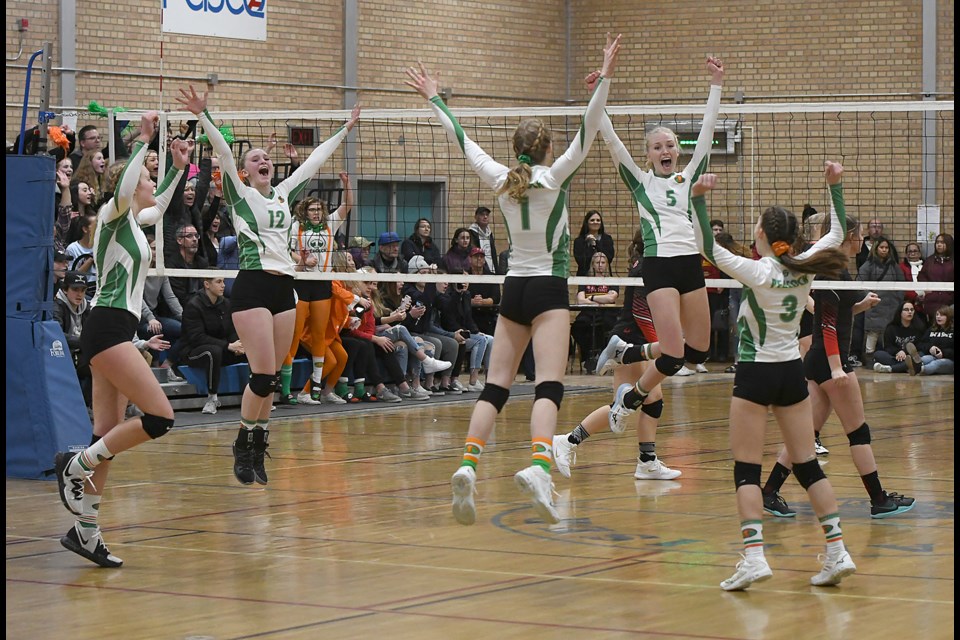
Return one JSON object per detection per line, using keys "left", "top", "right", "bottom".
{"left": 277, "top": 175, "right": 353, "bottom": 405}
{"left": 177, "top": 85, "right": 359, "bottom": 487}
{"left": 405, "top": 34, "right": 620, "bottom": 525}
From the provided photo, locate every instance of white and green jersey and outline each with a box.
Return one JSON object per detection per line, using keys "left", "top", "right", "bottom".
{"left": 290, "top": 207, "right": 346, "bottom": 273}
{"left": 198, "top": 110, "right": 349, "bottom": 276}
{"left": 692, "top": 183, "right": 847, "bottom": 363}
{"left": 92, "top": 141, "right": 182, "bottom": 318}
{"left": 601, "top": 84, "right": 722, "bottom": 258}
{"left": 428, "top": 76, "right": 611, "bottom": 278}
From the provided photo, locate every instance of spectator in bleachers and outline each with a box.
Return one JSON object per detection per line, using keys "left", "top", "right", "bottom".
{"left": 907, "top": 304, "right": 954, "bottom": 376}
{"left": 900, "top": 241, "right": 924, "bottom": 313}
{"left": 376, "top": 280, "right": 446, "bottom": 399}
{"left": 54, "top": 166, "right": 74, "bottom": 252}
{"left": 467, "top": 246, "right": 500, "bottom": 336}
{"left": 139, "top": 236, "right": 184, "bottom": 379}
{"left": 710, "top": 219, "right": 725, "bottom": 236}
{"left": 144, "top": 149, "right": 160, "bottom": 182}
{"left": 68, "top": 125, "right": 101, "bottom": 171}
{"left": 347, "top": 235, "right": 374, "bottom": 269}
{"left": 573, "top": 210, "right": 615, "bottom": 276}
{"left": 917, "top": 233, "right": 954, "bottom": 326}
{"left": 167, "top": 224, "right": 209, "bottom": 307}
{"left": 53, "top": 272, "right": 92, "bottom": 407}
{"left": 179, "top": 275, "right": 245, "bottom": 415}
{"left": 571, "top": 252, "right": 620, "bottom": 370}
{"left": 164, "top": 148, "right": 210, "bottom": 261}
{"left": 403, "top": 257, "right": 461, "bottom": 394}
{"left": 71, "top": 149, "right": 107, "bottom": 206}
{"left": 872, "top": 300, "right": 926, "bottom": 374}
{"left": 201, "top": 210, "right": 224, "bottom": 267}
{"left": 65, "top": 212, "right": 98, "bottom": 297}
{"left": 53, "top": 251, "right": 70, "bottom": 290}
{"left": 216, "top": 234, "right": 239, "bottom": 297}
{"left": 370, "top": 231, "right": 408, "bottom": 274}
{"left": 469, "top": 206, "right": 499, "bottom": 274}
{"left": 435, "top": 272, "right": 493, "bottom": 392}
{"left": 441, "top": 227, "right": 473, "bottom": 275}
{"left": 857, "top": 236, "right": 905, "bottom": 367}
{"left": 401, "top": 218, "right": 443, "bottom": 266}
{"left": 856, "top": 219, "right": 885, "bottom": 269}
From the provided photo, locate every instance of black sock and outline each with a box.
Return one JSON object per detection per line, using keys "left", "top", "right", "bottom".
{"left": 622, "top": 386, "right": 647, "bottom": 409}
{"left": 861, "top": 470, "right": 885, "bottom": 504}
{"left": 639, "top": 441, "right": 656, "bottom": 462}
{"left": 568, "top": 424, "right": 591, "bottom": 445}
{"left": 763, "top": 462, "right": 792, "bottom": 495}
{"left": 622, "top": 345, "right": 647, "bottom": 365}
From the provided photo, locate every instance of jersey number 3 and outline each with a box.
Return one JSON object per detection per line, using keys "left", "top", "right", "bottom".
{"left": 780, "top": 294, "right": 798, "bottom": 322}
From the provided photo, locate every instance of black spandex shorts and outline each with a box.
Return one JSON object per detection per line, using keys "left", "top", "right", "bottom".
{"left": 803, "top": 347, "right": 854, "bottom": 385}
{"left": 499, "top": 276, "right": 569, "bottom": 326}
{"left": 80, "top": 307, "right": 139, "bottom": 360}
{"left": 230, "top": 270, "right": 296, "bottom": 315}
{"left": 294, "top": 279, "right": 333, "bottom": 302}
{"left": 733, "top": 359, "right": 809, "bottom": 407}
{"left": 799, "top": 309, "right": 814, "bottom": 339}
{"left": 641, "top": 254, "right": 705, "bottom": 294}
{"left": 608, "top": 319, "right": 650, "bottom": 347}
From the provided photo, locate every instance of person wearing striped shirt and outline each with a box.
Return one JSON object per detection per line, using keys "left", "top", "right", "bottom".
{"left": 54, "top": 113, "right": 189, "bottom": 568}
{"left": 177, "top": 85, "right": 360, "bottom": 487}
{"left": 405, "top": 33, "right": 621, "bottom": 526}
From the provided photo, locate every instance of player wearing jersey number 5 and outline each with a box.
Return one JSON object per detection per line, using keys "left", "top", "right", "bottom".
{"left": 692, "top": 163, "right": 857, "bottom": 591}
{"left": 54, "top": 113, "right": 190, "bottom": 568}
{"left": 405, "top": 33, "right": 621, "bottom": 525}
{"left": 603, "top": 56, "right": 725, "bottom": 433}
{"left": 177, "top": 85, "right": 360, "bottom": 487}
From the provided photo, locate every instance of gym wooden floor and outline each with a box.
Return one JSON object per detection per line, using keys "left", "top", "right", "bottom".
{"left": 6, "top": 370, "right": 954, "bottom": 640}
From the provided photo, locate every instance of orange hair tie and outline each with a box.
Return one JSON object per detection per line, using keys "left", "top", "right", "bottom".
{"left": 771, "top": 241, "right": 790, "bottom": 257}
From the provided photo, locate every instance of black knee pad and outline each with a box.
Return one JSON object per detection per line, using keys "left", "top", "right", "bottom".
{"left": 89, "top": 434, "right": 115, "bottom": 460}
{"left": 141, "top": 413, "right": 174, "bottom": 439}
{"left": 847, "top": 422, "right": 871, "bottom": 446}
{"left": 733, "top": 461, "right": 762, "bottom": 490}
{"left": 478, "top": 383, "right": 510, "bottom": 413}
{"left": 655, "top": 353, "right": 685, "bottom": 376}
{"left": 640, "top": 399, "right": 664, "bottom": 419}
{"left": 793, "top": 458, "right": 827, "bottom": 490}
{"left": 684, "top": 345, "right": 709, "bottom": 364}
{"left": 534, "top": 381, "right": 564, "bottom": 409}
{"left": 248, "top": 372, "right": 278, "bottom": 398}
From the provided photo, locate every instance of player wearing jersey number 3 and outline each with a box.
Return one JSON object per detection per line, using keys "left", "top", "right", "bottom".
{"left": 177, "top": 85, "right": 360, "bottom": 487}
{"left": 692, "top": 163, "right": 857, "bottom": 591}
{"left": 405, "top": 33, "right": 621, "bottom": 525}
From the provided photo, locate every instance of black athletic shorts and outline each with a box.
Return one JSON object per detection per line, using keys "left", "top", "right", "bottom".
{"left": 803, "top": 347, "right": 854, "bottom": 385}
{"left": 733, "top": 359, "right": 809, "bottom": 407}
{"left": 294, "top": 279, "right": 333, "bottom": 302}
{"left": 799, "top": 308, "right": 814, "bottom": 339}
{"left": 499, "top": 276, "right": 569, "bottom": 326}
{"left": 608, "top": 319, "right": 650, "bottom": 346}
{"left": 230, "top": 270, "right": 296, "bottom": 315}
{"left": 80, "top": 307, "right": 139, "bottom": 360}
{"left": 642, "top": 254, "right": 705, "bottom": 294}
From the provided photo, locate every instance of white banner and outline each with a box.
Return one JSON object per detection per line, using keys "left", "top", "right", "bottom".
{"left": 162, "top": 0, "right": 267, "bottom": 41}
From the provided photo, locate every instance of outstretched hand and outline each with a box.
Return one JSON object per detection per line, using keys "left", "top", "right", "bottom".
{"left": 346, "top": 103, "right": 361, "bottom": 132}
{"left": 823, "top": 160, "right": 844, "bottom": 185}
{"left": 692, "top": 173, "right": 719, "bottom": 197}
{"left": 404, "top": 60, "right": 440, "bottom": 101}
{"left": 706, "top": 55, "right": 725, "bottom": 85}
{"left": 339, "top": 171, "right": 350, "bottom": 186}
{"left": 139, "top": 111, "right": 159, "bottom": 143}
{"left": 176, "top": 85, "right": 208, "bottom": 116}
{"left": 600, "top": 32, "right": 622, "bottom": 78}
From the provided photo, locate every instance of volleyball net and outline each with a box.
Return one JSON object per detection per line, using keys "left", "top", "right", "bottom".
{"left": 111, "top": 98, "right": 952, "bottom": 296}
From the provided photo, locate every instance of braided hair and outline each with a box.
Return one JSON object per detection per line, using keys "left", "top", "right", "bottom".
{"left": 761, "top": 206, "right": 848, "bottom": 277}
{"left": 497, "top": 118, "right": 552, "bottom": 202}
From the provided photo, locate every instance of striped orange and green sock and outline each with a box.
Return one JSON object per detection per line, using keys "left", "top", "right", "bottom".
{"left": 460, "top": 437, "right": 485, "bottom": 469}
{"left": 740, "top": 519, "right": 764, "bottom": 558}
{"left": 531, "top": 437, "right": 552, "bottom": 472}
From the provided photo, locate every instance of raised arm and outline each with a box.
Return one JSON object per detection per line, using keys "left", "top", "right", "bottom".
{"left": 105, "top": 112, "right": 156, "bottom": 223}
{"left": 282, "top": 105, "right": 359, "bottom": 202}
{"left": 328, "top": 172, "right": 354, "bottom": 229}
{"left": 138, "top": 138, "right": 190, "bottom": 227}
{"left": 405, "top": 60, "right": 507, "bottom": 190}
{"left": 682, "top": 56, "right": 724, "bottom": 181}
{"left": 548, "top": 33, "right": 621, "bottom": 183}
{"left": 177, "top": 85, "right": 245, "bottom": 207}
{"left": 691, "top": 174, "right": 767, "bottom": 287}
{"left": 801, "top": 162, "right": 847, "bottom": 256}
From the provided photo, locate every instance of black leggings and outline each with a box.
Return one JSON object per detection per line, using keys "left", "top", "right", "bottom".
{"left": 341, "top": 336, "right": 382, "bottom": 386}
{"left": 183, "top": 342, "right": 244, "bottom": 392}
